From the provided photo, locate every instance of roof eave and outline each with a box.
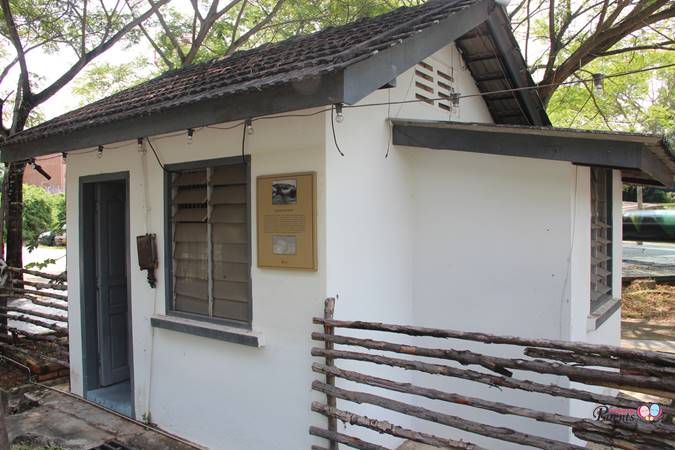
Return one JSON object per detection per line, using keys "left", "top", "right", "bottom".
{"left": 391, "top": 119, "right": 675, "bottom": 188}
{"left": 0, "top": 72, "right": 345, "bottom": 162}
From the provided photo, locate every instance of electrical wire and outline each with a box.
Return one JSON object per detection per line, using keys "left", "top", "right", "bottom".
{"left": 241, "top": 120, "right": 248, "bottom": 165}
{"left": 145, "top": 137, "right": 171, "bottom": 173}
{"left": 344, "top": 63, "right": 675, "bottom": 109}
{"left": 252, "top": 108, "right": 332, "bottom": 121}
{"left": 207, "top": 121, "right": 245, "bottom": 131}
{"left": 47, "top": 62, "right": 673, "bottom": 169}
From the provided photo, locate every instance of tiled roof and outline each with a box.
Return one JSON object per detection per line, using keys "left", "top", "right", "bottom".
{"left": 7, "top": 0, "right": 482, "bottom": 146}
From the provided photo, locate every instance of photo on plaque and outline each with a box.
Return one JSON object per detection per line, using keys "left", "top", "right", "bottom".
{"left": 272, "top": 235, "right": 297, "bottom": 255}
{"left": 272, "top": 179, "right": 297, "bottom": 205}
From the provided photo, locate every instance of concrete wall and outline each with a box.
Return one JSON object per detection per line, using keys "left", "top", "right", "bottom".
{"left": 405, "top": 150, "right": 576, "bottom": 447}
{"left": 323, "top": 43, "right": 493, "bottom": 446}
{"left": 66, "top": 112, "right": 329, "bottom": 450}
{"left": 64, "top": 40, "right": 622, "bottom": 449}
{"left": 324, "top": 41, "right": 621, "bottom": 447}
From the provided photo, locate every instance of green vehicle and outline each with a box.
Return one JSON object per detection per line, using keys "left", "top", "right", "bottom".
{"left": 623, "top": 209, "right": 675, "bottom": 242}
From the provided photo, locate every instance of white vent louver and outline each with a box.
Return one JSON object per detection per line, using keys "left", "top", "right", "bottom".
{"left": 414, "top": 59, "right": 455, "bottom": 114}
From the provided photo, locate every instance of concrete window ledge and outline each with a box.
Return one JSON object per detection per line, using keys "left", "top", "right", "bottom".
{"left": 587, "top": 297, "right": 621, "bottom": 332}
{"left": 151, "top": 315, "right": 265, "bottom": 347}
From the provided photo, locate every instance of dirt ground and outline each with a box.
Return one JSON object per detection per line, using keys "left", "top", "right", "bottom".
{"left": 0, "top": 358, "right": 29, "bottom": 390}
{"left": 621, "top": 279, "right": 675, "bottom": 341}
{"left": 622, "top": 279, "right": 675, "bottom": 322}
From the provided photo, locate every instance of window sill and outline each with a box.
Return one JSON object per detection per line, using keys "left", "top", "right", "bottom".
{"left": 151, "top": 315, "right": 265, "bottom": 347}
{"left": 587, "top": 297, "right": 621, "bottom": 332}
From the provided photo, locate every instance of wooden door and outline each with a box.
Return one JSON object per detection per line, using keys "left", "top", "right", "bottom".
{"left": 95, "top": 181, "right": 130, "bottom": 386}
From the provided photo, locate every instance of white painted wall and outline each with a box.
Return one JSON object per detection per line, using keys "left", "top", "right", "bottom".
{"left": 404, "top": 150, "right": 576, "bottom": 447}
{"left": 64, "top": 39, "right": 621, "bottom": 449}
{"left": 323, "top": 43, "right": 494, "bottom": 446}
{"left": 67, "top": 112, "right": 331, "bottom": 450}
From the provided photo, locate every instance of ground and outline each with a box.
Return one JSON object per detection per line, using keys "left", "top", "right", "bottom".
{"left": 6, "top": 387, "right": 199, "bottom": 450}
{"left": 622, "top": 280, "right": 674, "bottom": 322}
{"left": 0, "top": 358, "right": 29, "bottom": 391}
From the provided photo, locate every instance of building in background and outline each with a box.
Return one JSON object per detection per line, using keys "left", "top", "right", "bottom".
{"left": 23, "top": 154, "right": 66, "bottom": 192}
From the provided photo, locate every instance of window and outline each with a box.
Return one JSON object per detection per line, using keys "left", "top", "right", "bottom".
{"left": 590, "top": 168, "right": 613, "bottom": 311}
{"left": 167, "top": 158, "right": 251, "bottom": 325}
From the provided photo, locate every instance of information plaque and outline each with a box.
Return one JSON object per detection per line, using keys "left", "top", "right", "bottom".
{"left": 257, "top": 172, "right": 316, "bottom": 270}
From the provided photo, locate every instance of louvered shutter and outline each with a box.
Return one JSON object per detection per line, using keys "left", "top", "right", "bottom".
{"left": 172, "top": 169, "right": 209, "bottom": 315}
{"left": 170, "top": 163, "right": 251, "bottom": 323}
{"left": 590, "top": 168, "right": 612, "bottom": 308}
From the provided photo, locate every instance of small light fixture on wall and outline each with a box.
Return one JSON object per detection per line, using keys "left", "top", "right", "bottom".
{"left": 97, "top": 145, "right": 103, "bottom": 158}
{"left": 187, "top": 128, "right": 194, "bottom": 144}
{"left": 334, "top": 103, "right": 344, "bottom": 123}
{"left": 245, "top": 118, "right": 254, "bottom": 135}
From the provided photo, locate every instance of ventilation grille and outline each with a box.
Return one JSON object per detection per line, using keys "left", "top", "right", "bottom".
{"left": 414, "top": 59, "right": 455, "bottom": 112}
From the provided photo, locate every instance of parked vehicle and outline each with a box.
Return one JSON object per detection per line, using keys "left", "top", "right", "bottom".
{"left": 38, "top": 230, "right": 56, "bottom": 246}
{"left": 54, "top": 225, "right": 67, "bottom": 246}
{"left": 623, "top": 209, "right": 675, "bottom": 242}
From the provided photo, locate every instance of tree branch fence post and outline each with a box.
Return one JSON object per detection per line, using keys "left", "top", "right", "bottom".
{"left": 323, "top": 297, "right": 338, "bottom": 450}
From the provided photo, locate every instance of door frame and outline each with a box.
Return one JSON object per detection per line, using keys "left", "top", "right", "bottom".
{"left": 78, "top": 171, "right": 135, "bottom": 417}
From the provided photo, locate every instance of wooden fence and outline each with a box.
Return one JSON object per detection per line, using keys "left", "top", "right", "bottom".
{"left": 310, "top": 298, "right": 675, "bottom": 450}
{"left": 0, "top": 261, "right": 69, "bottom": 378}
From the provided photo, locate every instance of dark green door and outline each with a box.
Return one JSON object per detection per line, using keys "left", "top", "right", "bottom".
{"left": 95, "top": 181, "right": 130, "bottom": 386}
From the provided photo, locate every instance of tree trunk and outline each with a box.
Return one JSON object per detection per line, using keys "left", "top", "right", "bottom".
{"left": 0, "top": 389, "right": 8, "bottom": 450}
{"left": 0, "top": 167, "right": 8, "bottom": 335}
{"left": 5, "top": 162, "right": 24, "bottom": 272}
{"left": 0, "top": 165, "right": 7, "bottom": 259}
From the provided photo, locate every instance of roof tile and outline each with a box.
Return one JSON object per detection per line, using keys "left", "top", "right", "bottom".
{"left": 7, "top": 0, "right": 481, "bottom": 145}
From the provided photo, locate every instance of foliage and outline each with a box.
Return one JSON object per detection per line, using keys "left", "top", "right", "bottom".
{"left": 19, "top": 184, "right": 64, "bottom": 250}
{"left": 74, "top": 0, "right": 422, "bottom": 94}
{"left": 0, "top": 0, "right": 169, "bottom": 266}
{"left": 546, "top": 50, "right": 675, "bottom": 132}
{"left": 623, "top": 186, "right": 674, "bottom": 203}
{"left": 22, "top": 184, "right": 52, "bottom": 250}
{"left": 509, "top": 0, "right": 674, "bottom": 106}
{"left": 25, "top": 257, "right": 56, "bottom": 269}
{"left": 49, "top": 191, "right": 65, "bottom": 231}
{"left": 73, "top": 57, "right": 152, "bottom": 105}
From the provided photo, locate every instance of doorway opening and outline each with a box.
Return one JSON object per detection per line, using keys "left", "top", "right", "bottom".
{"left": 80, "top": 173, "right": 133, "bottom": 417}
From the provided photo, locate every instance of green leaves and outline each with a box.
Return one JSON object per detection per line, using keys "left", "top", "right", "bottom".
{"left": 547, "top": 50, "right": 674, "bottom": 133}
{"left": 73, "top": 57, "right": 153, "bottom": 104}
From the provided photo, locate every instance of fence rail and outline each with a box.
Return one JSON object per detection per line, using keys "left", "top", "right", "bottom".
{"left": 0, "top": 260, "right": 69, "bottom": 376}
{"left": 310, "top": 298, "right": 675, "bottom": 450}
